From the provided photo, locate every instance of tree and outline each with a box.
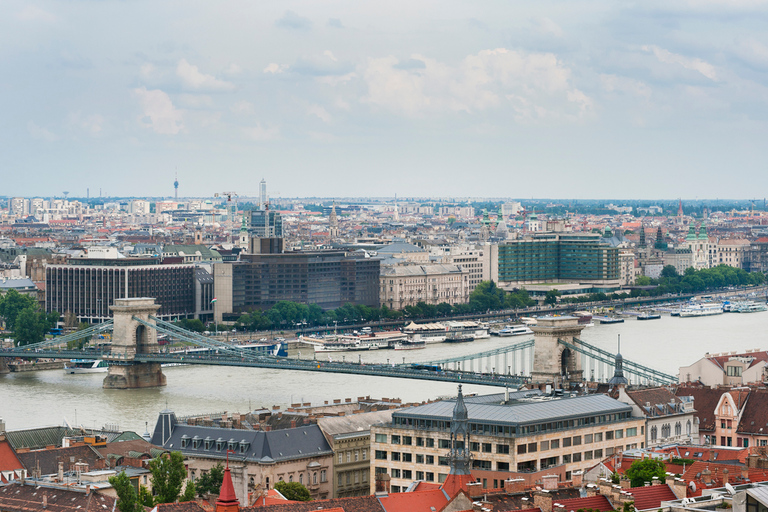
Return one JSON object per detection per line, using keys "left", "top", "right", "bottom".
{"left": 660, "top": 265, "right": 678, "bottom": 279}
{"left": 196, "top": 463, "right": 224, "bottom": 497}
{"left": 544, "top": 289, "right": 561, "bottom": 306}
{"left": 181, "top": 480, "right": 196, "bottom": 502}
{"left": 14, "top": 308, "right": 58, "bottom": 346}
{"left": 139, "top": 485, "right": 155, "bottom": 507}
{"left": 274, "top": 481, "right": 311, "bottom": 501}
{"left": 625, "top": 458, "right": 666, "bottom": 488}
{"left": 635, "top": 276, "right": 652, "bottom": 286}
{"left": 0, "top": 289, "right": 37, "bottom": 331}
{"left": 148, "top": 451, "right": 187, "bottom": 504}
{"left": 109, "top": 471, "right": 142, "bottom": 512}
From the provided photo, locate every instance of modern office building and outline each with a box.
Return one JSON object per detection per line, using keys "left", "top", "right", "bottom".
{"left": 213, "top": 251, "right": 380, "bottom": 321}
{"left": 249, "top": 210, "right": 283, "bottom": 238}
{"left": 370, "top": 392, "right": 644, "bottom": 492}
{"left": 494, "top": 233, "right": 620, "bottom": 286}
{"left": 46, "top": 256, "right": 198, "bottom": 322}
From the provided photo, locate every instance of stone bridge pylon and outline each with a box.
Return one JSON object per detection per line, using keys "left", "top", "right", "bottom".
{"left": 103, "top": 298, "right": 166, "bottom": 389}
{"left": 530, "top": 316, "right": 586, "bottom": 387}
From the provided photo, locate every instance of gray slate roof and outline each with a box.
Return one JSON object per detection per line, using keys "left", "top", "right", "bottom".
{"left": 316, "top": 410, "right": 395, "bottom": 437}
{"left": 150, "top": 413, "right": 332, "bottom": 464}
{"left": 393, "top": 394, "right": 632, "bottom": 427}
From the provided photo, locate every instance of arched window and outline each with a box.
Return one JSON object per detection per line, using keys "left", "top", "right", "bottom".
{"left": 289, "top": 475, "right": 293, "bottom": 482}
{"left": 675, "top": 422, "right": 682, "bottom": 436}
{"left": 313, "top": 473, "right": 317, "bottom": 485}
{"left": 687, "top": 420, "right": 692, "bottom": 435}
{"left": 651, "top": 426, "right": 658, "bottom": 440}
{"left": 299, "top": 473, "right": 303, "bottom": 485}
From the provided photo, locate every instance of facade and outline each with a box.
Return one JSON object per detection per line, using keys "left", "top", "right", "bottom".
{"left": 150, "top": 410, "right": 334, "bottom": 502}
{"left": 249, "top": 210, "right": 283, "bottom": 238}
{"left": 744, "top": 238, "right": 768, "bottom": 273}
{"left": 214, "top": 251, "right": 380, "bottom": 320}
{"left": 46, "top": 257, "right": 196, "bottom": 322}
{"left": 429, "top": 244, "right": 491, "bottom": 291}
{"left": 316, "top": 410, "right": 393, "bottom": 498}
{"left": 678, "top": 350, "right": 768, "bottom": 387}
{"left": 496, "top": 233, "right": 620, "bottom": 286}
{"left": 711, "top": 238, "right": 750, "bottom": 268}
{"left": 619, "top": 250, "right": 637, "bottom": 286}
{"left": 370, "top": 393, "right": 644, "bottom": 492}
{"left": 614, "top": 387, "right": 698, "bottom": 448}
{"left": 379, "top": 263, "right": 469, "bottom": 310}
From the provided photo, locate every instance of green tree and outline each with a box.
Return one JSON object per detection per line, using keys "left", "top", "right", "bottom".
{"left": 274, "top": 480, "right": 311, "bottom": 501}
{"left": 108, "top": 471, "right": 142, "bottom": 512}
{"left": 0, "top": 289, "right": 37, "bottom": 331}
{"left": 14, "top": 308, "right": 58, "bottom": 346}
{"left": 625, "top": 458, "right": 666, "bottom": 488}
{"left": 139, "top": 485, "right": 155, "bottom": 507}
{"left": 544, "top": 289, "right": 561, "bottom": 306}
{"left": 181, "top": 480, "right": 196, "bottom": 502}
{"left": 635, "top": 276, "right": 652, "bottom": 286}
{"left": 196, "top": 463, "right": 224, "bottom": 497}
{"left": 661, "top": 265, "right": 678, "bottom": 279}
{"left": 148, "top": 451, "right": 188, "bottom": 504}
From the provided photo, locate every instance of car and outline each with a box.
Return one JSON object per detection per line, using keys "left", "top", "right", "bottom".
{"left": 260, "top": 337, "right": 267, "bottom": 342}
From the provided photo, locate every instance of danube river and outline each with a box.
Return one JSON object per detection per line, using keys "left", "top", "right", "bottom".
{"left": 1, "top": 311, "right": 765, "bottom": 434}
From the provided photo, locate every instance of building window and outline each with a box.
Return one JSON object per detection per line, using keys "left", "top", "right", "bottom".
{"left": 391, "top": 452, "right": 401, "bottom": 461}
{"left": 320, "top": 470, "right": 326, "bottom": 482}
{"left": 403, "top": 436, "right": 412, "bottom": 445}
{"left": 425, "top": 438, "right": 435, "bottom": 448}
{"left": 551, "top": 439, "right": 560, "bottom": 449}
{"left": 426, "top": 455, "right": 434, "bottom": 464}
{"left": 498, "top": 462, "right": 510, "bottom": 471}
{"left": 416, "top": 437, "right": 424, "bottom": 446}
{"left": 375, "top": 434, "right": 387, "bottom": 443}
{"left": 375, "top": 450, "right": 387, "bottom": 460}
{"left": 616, "top": 429, "right": 624, "bottom": 439}
{"left": 439, "top": 439, "right": 451, "bottom": 449}
{"left": 426, "top": 472, "right": 435, "bottom": 482}
{"left": 416, "top": 454, "right": 424, "bottom": 463}
{"left": 584, "top": 434, "right": 593, "bottom": 444}
{"left": 391, "top": 469, "right": 400, "bottom": 478}
{"left": 518, "top": 444, "right": 527, "bottom": 455}
{"left": 497, "top": 444, "right": 510, "bottom": 454}
{"left": 540, "top": 440, "right": 550, "bottom": 451}
{"left": 626, "top": 427, "right": 637, "bottom": 437}
{"left": 403, "top": 470, "right": 412, "bottom": 479}
{"left": 402, "top": 453, "right": 412, "bottom": 463}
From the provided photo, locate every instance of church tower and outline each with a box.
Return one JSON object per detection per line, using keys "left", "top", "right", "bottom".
{"left": 441, "top": 385, "right": 475, "bottom": 496}
{"left": 238, "top": 215, "right": 249, "bottom": 251}
{"left": 329, "top": 202, "right": 339, "bottom": 240}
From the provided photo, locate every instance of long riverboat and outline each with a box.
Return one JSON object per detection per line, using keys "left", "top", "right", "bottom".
{"left": 403, "top": 322, "right": 448, "bottom": 344}
{"left": 679, "top": 303, "right": 724, "bottom": 317}
{"left": 64, "top": 359, "right": 110, "bottom": 374}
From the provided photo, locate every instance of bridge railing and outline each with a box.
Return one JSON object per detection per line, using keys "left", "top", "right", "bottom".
{"left": 14, "top": 320, "right": 115, "bottom": 352}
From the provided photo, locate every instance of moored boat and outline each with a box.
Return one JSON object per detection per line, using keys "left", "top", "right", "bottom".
{"left": 64, "top": 359, "right": 109, "bottom": 374}
{"left": 637, "top": 313, "right": 661, "bottom": 320}
{"left": 679, "top": 302, "right": 723, "bottom": 317}
{"left": 393, "top": 340, "right": 426, "bottom": 350}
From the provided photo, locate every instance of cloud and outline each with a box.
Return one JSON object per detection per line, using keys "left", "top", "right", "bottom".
{"left": 132, "top": 87, "right": 184, "bottom": 135}
{"left": 176, "top": 59, "right": 235, "bottom": 91}
{"left": 362, "top": 48, "right": 587, "bottom": 120}
{"left": 642, "top": 45, "right": 718, "bottom": 80}
{"left": 27, "top": 121, "right": 58, "bottom": 141}
{"left": 731, "top": 38, "right": 768, "bottom": 70}
{"left": 531, "top": 17, "right": 564, "bottom": 38}
{"left": 291, "top": 53, "right": 353, "bottom": 77}
{"left": 308, "top": 105, "right": 332, "bottom": 123}
{"left": 230, "top": 100, "right": 255, "bottom": 115}
{"left": 224, "top": 63, "right": 243, "bottom": 75}
{"left": 67, "top": 112, "right": 105, "bottom": 136}
{"left": 327, "top": 18, "right": 344, "bottom": 28}
{"left": 324, "top": 50, "right": 338, "bottom": 62}
{"left": 600, "top": 74, "right": 652, "bottom": 97}
{"left": 243, "top": 124, "right": 280, "bottom": 141}
{"left": 177, "top": 94, "right": 214, "bottom": 108}
{"left": 16, "top": 6, "right": 56, "bottom": 22}
{"left": 275, "top": 10, "right": 312, "bottom": 31}
{"left": 263, "top": 63, "right": 289, "bottom": 74}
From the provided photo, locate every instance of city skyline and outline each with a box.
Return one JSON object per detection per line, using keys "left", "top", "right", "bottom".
{"left": 3, "top": 1, "right": 768, "bottom": 198}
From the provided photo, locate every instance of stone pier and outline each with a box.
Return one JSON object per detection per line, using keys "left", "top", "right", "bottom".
{"left": 103, "top": 298, "right": 166, "bottom": 389}
{"left": 530, "top": 316, "right": 586, "bottom": 385}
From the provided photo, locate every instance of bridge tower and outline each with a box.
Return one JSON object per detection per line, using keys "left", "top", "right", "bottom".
{"left": 103, "top": 298, "right": 166, "bottom": 389}
{"left": 530, "top": 316, "right": 586, "bottom": 386}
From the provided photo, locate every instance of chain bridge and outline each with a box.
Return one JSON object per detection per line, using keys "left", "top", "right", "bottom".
{"left": 0, "top": 298, "right": 675, "bottom": 389}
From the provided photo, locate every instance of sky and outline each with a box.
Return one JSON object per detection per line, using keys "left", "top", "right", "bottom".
{"left": 2, "top": 0, "right": 768, "bottom": 200}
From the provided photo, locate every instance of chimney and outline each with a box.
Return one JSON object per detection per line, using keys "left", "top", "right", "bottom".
{"left": 702, "top": 468, "right": 712, "bottom": 485}
{"left": 652, "top": 477, "right": 661, "bottom": 486}
{"left": 747, "top": 454, "right": 759, "bottom": 469}
{"left": 504, "top": 478, "right": 525, "bottom": 494}
{"left": 58, "top": 461, "right": 64, "bottom": 482}
{"left": 42, "top": 494, "right": 47, "bottom": 509}
{"left": 723, "top": 468, "right": 729, "bottom": 485}
{"left": 598, "top": 478, "right": 613, "bottom": 496}
{"left": 741, "top": 466, "right": 750, "bottom": 481}
{"left": 534, "top": 490, "right": 553, "bottom": 512}
{"left": 542, "top": 474, "right": 559, "bottom": 491}
{"left": 86, "top": 485, "right": 91, "bottom": 496}
{"left": 586, "top": 484, "right": 599, "bottom": 497}
{"left": 290, "top": 420, "right": 296, "bottom": 428}
{"left": 672, "top": 478, "right": 688, "bottom": 500}
{"left": 467, "top": 482, "right": 484, "bottom": 498}
{"left": 709, "top": 451, "right": 716, "bottom": 462}
{"left": 572, "top": 471, "right": 583, "bottom": 488}
{"left": 621, "top": 476, "right": 631, "bottom": 489}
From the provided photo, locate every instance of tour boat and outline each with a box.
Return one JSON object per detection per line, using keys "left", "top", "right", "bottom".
{"left": 637, "top": 313, "right": 661, "bottom": 320}
{"left": 492, "top": 325, "right": 534, "bottom": 337}
{"left": 393, "top": 340, "right": 426, "bottom": 350}
{"left": 403, "top": 322, "right": 448, "bottom": 344}
{"left": 64, "top": 359, "right": 109, "bottom": 374}
{"left": 734, "top": 301, "right": 767, "bottom": 313}
{"left": 679, "top": 303, "right": 723, "bottom": 317}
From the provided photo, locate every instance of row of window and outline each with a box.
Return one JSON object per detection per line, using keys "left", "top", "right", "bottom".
{"left": 337, "top": 449, "right": 367, "bottom": 464}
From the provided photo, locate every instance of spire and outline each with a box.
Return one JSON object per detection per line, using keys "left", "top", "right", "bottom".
{"left": 639, "top": 224, "right": 646, "bottom": 248}
{"left": 608, "top": 335, "right": 628, "bottom": 387}
{"left": 216, "top": 451, "right": 240, "bottom": 512}
{"left": 448, "top": 385, "right": 471, "bottom": 475}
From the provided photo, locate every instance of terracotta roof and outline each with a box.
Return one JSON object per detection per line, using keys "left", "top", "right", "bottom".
{"left": 440, "top": 473, "right": 474, "bottom": 497}
{"left": 675, "top": 387, "right": 724, "bottom": 432}
{"left": 625, "top": 388, "right": 684, "bottom": 417}
{"left": 623, "top": 484, "right": 677, "bottom": 510}
{"left": 0, "top": 483, "right": 117, "bottom": 512}
{"left": 553, "top": 495, "right": 614, "bottom": 512}
{"left": 681, "top": 461, "right": 768, "bottom": 496}
{"left": 241, "top": 495, "right": 384, "bottom": 512}
{"left": 378, "top": 488, "right": 449, "bottom": 512}
{"left": 16, "top": 445, "right": 104, "bottom": 476}
{"left": 485, "top": 488, "right": 580, "bottom": 512}
{"left": 736, "top": 390, "right": 768, "bottom": 435}
{"left": 0, "top": 439, "right": 25, "bottom": 483}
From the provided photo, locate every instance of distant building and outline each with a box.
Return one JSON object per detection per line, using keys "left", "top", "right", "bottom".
{"left": 678, "top": 349, "right": 768, "bottom": 387}
{"left": 249, "top": 209, "right": 282, "bottom": 238}
{"left": 213, "top": 251, "right": 380, "bottom": 321}
{"left": 614, "top": 387, "right": 698, "bottom": 448}
{"left": 379, "top": 263, "right": 469, "bottom": 310}
{"left": 46, "top": 256, "right": 198, "bottom": 322}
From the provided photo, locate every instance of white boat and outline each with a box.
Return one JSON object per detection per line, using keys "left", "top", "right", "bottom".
{"left": 445, "top": 321, "right": 490, "bottom": 340}
{"left": 679, "top": 303, "right": 724, "bottom": 317}
{"left": 64, "top": 359, "right": 109, "bottom": 374}
{"left": 492, "top": 325, "right": 534, "bottom": 337}
{"left": 403, "top": 322, "right": 447, "bottom": 344}
{"left": 393, "top": 340, "right": 426, "bottom": 350}
{"left": 735, "top": 301, "right": 768, "bottom": 313}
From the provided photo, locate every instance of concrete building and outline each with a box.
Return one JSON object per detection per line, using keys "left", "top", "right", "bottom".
{"left": 379, "top": 263, "right": 469, "bottom": 310}
{"left": 711, "top": 238, "right": 751, "bottom": 268}
{"left": 249, "top": 210, "right": 283, "bottom": 238}
{"left": 316, "top": 409, "right": 394, "bottom": 498}
{"left": 150, "top": 410, "right": 334, "bottom": 502}
{"left": 614, "top": 387, "right": 698, "bottom": 448}
{"left": 678, "top": 349, "right": 768, "bottom": 387}
{"left": 46, "top": 256, "right": 196, "bottom": 322}
{"left": 428, "top": 243, "right": 491, "bottom": 291}
{"left": 214, "top": 251, "right": 380, "bottom": 321}
{"left": 370, "top": 392, "right": 644, "bottom": 492}
{"left": 495, "top": 233, "right": 620, "bottom": 287}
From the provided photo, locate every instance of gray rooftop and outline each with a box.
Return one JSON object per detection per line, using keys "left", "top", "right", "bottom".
{"left": 316, "top": 410, "right": 395, "bottom": 437}
{"left": 393, "top": 394, "right": 632, "bottom": 426}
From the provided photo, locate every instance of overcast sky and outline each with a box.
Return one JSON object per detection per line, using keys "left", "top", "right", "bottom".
{"left": 3, "top": 0, "right": 768, "bottom": 200}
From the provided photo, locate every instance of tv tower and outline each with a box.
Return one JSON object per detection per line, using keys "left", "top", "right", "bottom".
{"left": 174, "top": 172, "right": 179, "bottom": 200}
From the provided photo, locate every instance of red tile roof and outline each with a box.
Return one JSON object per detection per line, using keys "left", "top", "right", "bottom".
{"left": 623, "top": 484, "right": 677, "bottom": 510}
{"left": 553, "top": 495, "right": 614, "bottom": 512}
{"left": 378, "top": 489, "right": 449, "bottom": 512}
{"left": 0, "top": 440, "right": 24, "bottom": 483}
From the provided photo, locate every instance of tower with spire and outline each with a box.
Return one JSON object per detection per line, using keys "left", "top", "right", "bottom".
{"left": 329, "top": 202, "right": 339, "bottom": 240}
{"left": 440, "top": 385, "right": 475, "bottom": 496}
{"left": 238, "top": 215, "right": 249, "bottom": 251}
{"left": 608, "top": 336, "right": 628, "bottom": 387}
{"left": 174, "top": 172, "right": 179, "bottom": 200}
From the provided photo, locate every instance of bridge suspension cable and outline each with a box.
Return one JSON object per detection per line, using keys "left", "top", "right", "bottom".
{"left": 419, "top": 339, "right": 534, "bottom": 366}
{"left": 558, "top": 338, "right": 676, "bottom": 384}
{"left": 16, "top": 320, "right": 115, "bottom": 352}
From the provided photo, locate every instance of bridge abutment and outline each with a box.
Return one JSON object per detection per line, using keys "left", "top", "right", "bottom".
{"left": 103, "top": 298, "right": 166, "bottom": 389}
{"left": 530, "top": 316, "right": 585, "bottom": 386}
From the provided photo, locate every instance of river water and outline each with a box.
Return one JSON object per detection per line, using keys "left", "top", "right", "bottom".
{"left": 2, "top": 311, "right": 766, "bottom": 434}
